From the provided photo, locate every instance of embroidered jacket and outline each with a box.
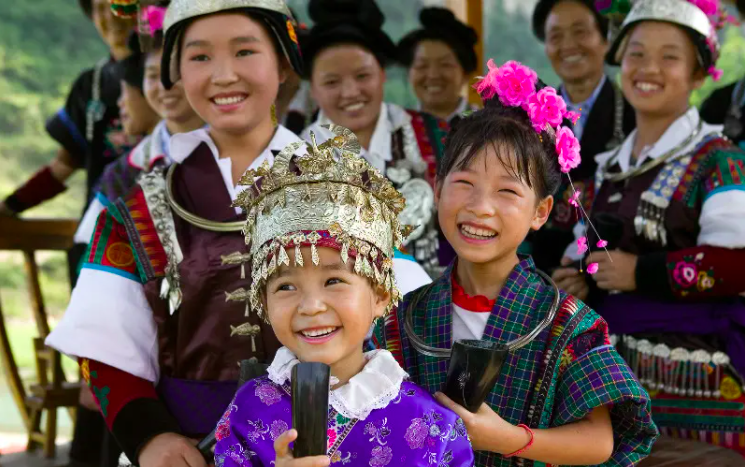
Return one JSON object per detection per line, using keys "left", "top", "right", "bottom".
{"left": 373, "top": 258, "right": 658, "bottom": 466}
{"left": 214, "top": 348, "right": 474, "bottom": 466}
{"left": 585, "top": 107, "right": 745, "bottom": 455}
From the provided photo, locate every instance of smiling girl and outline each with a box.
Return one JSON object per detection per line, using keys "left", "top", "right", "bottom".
{"left": 214, "top": 129, "right": 474, "bottom": 467}
{"left": 553, "top": 0, "right": 745, "bottom": 457}
{"left": 374, "top": 59, "right": 658, "bottom": 465}
{"left": 46, "top": 1, "right": 307, "bottom": 466}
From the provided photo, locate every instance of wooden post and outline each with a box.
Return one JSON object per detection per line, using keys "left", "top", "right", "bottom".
{"left": 0, "top": 294, "right": 31, "bottom": 429}
{"left": 445, "top": 0, "right": 484, "bottom": 106}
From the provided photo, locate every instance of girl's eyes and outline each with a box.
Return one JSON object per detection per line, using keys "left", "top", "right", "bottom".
{"left": 500, "top": 189, "right": 518, "bottom": 195}
{"left": 275, "top": 283, "right": 295, "bottom": 292}
{"left": 236, "top": 49, "right": 254, "bottom": 58}
{"left": 326, "top": 278, "right": 345, "bottom": 286}
{"left": 189, "top": 54, "right": 209, "bottom": 62}
{"left": 453, "top": 179, "right": 473, "bottom": 186}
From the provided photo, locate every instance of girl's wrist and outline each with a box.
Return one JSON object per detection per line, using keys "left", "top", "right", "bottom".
{"left": 493, "top": 422, "right": 532, "bottom": 455}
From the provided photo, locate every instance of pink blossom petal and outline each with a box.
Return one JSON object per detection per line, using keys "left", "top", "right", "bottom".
{"left": 596, "top": 239, "right": 608, "bottom": 248}
{"left": 708, "top": 66, "right": 723, "bottom": 81}
{"left": 577, "top": 237, "right": 589, "bottom": 255}
{"left": 587, "top": 263, "right": 599, "bottom": 274}
{"left": 569, "top": 190, "right": 581, "bottom": 207}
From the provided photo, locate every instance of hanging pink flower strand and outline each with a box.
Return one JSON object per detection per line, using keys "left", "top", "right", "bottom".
{"left": 472, "top": 59, "right": 613, "bottom": 275}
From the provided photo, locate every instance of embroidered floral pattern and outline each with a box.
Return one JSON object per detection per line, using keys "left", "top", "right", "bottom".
{"left": 331, "top": 450, "right": 355, "bottom": 464}
{"left": 245, "top": 419, "right": 269, "bottom": 443}
{"left": 405, "top": 418, "right": 429, "bottom": 449}
{"left": 270, "top": 420, "right": 288, "bottom": 440}
{"left": 669, "top": 252, "right": 717, "bottom": 295}
{"left": 328, "top": 428, "right": 338, "bottom": 450}
{"left": 214, "top": 443, "right": 255, "bottom": 467}
{"left": 369, "top": 445, "right": 393, "bottom": 466}
{"left": 215, "top": 402, "right": 237, "bottom": 442}
{"left": 364, "top": 418, "right": 391, "bottom": 445}
{"left": 255, "top": 380, "right": 282, "bottom": 406}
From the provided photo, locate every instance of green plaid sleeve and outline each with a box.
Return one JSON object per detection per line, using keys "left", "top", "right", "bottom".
{"left": 553, "top": 344, "right": 659, "bottom": 466}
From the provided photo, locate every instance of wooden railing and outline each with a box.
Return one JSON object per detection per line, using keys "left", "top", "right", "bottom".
{"left": 0, "top": 217, "right": 79, "bottom": 457}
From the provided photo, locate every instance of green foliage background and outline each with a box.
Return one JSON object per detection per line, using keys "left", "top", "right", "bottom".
{"left": 0, "top": 1, "right": 744, "bottom": 323}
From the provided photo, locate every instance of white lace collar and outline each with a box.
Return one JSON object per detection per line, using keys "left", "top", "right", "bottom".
{"left": 267, "top": 346, "right": 408, "bottom": 421}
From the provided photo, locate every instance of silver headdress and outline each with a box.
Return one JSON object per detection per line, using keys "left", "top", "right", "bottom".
{"left": 605, "top": 0, "right": 729, "bottom": 78}
{"left": 234, "top": 125, "right": 414, "bottom": 320}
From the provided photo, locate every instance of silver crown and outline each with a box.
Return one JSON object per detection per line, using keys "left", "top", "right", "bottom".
{"left": 607, "top": 0, "right": 717, "bottom": 66}
{"left": 163, "top": 0, "right": 292, "bottom": 35}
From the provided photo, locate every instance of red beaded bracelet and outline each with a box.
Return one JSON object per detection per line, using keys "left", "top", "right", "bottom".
{"left": 503, "top": 424, "right": 535, "bottom": 459}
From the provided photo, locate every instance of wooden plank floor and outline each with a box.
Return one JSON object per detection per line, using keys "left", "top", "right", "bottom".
{"left": 639, "top": 436, "right": 745, "bottom": 467}
{"left": 0, "top": 444, "right": 69, "bottom": 467}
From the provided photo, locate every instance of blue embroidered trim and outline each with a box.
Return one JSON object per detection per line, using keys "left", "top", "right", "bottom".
{"left": 56, "top": 109, "right": 88, "bottom": 152}
{"left": 81, "top": 263, "right": 142, "bottom": 283}
{"left": 393, "top": 249, "right": 416, "bottom": 262}
{"left": 704, "top": 184, "right": 745, "bottom": 201}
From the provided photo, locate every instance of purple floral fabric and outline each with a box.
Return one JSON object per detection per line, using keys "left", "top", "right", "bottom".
{"left": 214, "top": 377, "right": 474, "bottom": 466}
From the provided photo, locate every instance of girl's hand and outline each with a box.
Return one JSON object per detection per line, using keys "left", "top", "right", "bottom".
{"left": 274, "top": 430, "right": 330, "bottom": 467}
{"left": 434, "top": 392, "right": 530, "bottom": 454}
{"left": 590, "top": 250, "right": 638, "bottom": 292}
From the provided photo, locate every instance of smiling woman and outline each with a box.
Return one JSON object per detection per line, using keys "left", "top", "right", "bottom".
{"left": 527, "top": 0, "right": 636, "bottom": 274}
{"left": 551, "top": 0, "right": 745, "bottom": 457}
{"left": 301, "top": 0, "right": 455, "bottom": 278}
{"left": 44, "top": 1, "right": 310, "bottom": 466}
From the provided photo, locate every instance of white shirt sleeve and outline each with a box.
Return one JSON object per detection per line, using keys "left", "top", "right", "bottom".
{"left": 73, "top": 194, "right": 107, "bottom": 244}
{"left": 45, "top": 267, "right": 160, "bottom": 382}
{"left": 697, "top": 190, "right": 745, "bottom": 248}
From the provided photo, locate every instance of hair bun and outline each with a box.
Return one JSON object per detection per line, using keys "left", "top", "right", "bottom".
{"left": 419, "top": 7, "right": 477, "bottom": 46}
{"left": 308, "top": 0, "right": 385, "bottom": 29}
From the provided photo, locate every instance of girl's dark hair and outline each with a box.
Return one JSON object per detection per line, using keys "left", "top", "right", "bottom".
{"left": 437, "top": 82, "right": 564, "bottom": 201}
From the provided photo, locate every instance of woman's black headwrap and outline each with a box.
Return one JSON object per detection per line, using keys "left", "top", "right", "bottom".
{"left": 532, "top": 0, "right": 609, "bottom": 41}
{"left": 303, "top": 0, "right": 397, "bottom": 76}
{"left": 116, "top": 32, "right": 146, "bottom": 91}
{"left": 397, "top": 7, "right": 479, "bottom": 74}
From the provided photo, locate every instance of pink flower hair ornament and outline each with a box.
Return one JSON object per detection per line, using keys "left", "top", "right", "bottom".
{"left": 473, "top": 59, "right": 611, "bottom": 275}
{"left": 141, "top": 5, "right": 167, "bottom": 35}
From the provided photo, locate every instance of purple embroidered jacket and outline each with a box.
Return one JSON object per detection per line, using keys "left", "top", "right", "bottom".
{"left": 214, "top": 376, "right": 475, "bottom": 466}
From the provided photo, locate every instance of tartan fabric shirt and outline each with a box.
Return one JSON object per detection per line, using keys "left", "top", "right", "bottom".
{"left": 373, "top": 257, "right": 658, "bottom": 466}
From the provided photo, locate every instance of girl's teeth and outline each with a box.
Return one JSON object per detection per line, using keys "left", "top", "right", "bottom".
{"left": 344, "top": 103, "right": 365, "bottom": 111}
{"left": 635, "top": 82, "right": 661, "bottom": 92}
{"left": 564, "top": 55, "right": 583, "bottom": 63}
{"left": 214, "top": 96, "right": 246, "bottom": 105}
{"left": 461, "top": 224, "right": 496, "bottom": 238}
{"left": 301, "top": 327, "right": 337, "bottom": 338}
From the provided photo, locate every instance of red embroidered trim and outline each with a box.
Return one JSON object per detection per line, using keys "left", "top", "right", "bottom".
{"left": 125, "top": 187, "right": 168, "bottom": 276}
{"left": 83, "top": 358, "right": 159, "bottom": 429}
{"left": 406, "top": 110, "right": 438, "bottom": 187}
{"left": 451, "top": 273, "right": 495, "bottom": 312}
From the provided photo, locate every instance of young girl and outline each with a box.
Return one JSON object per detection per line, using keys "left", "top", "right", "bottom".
{"left": 75, "top": 7, "right": 205, "bottom": 246}
{"left": 214, "top": 129, "right": 474, "bottom": 467}
{"left": 46, "top": 1, "right": 306, "bottom": 466}
{"left": 373, "top": 60, "right": 658, "bottom": 465}
{"left": 554, "top": 0, "right": 745, "bottom": 457}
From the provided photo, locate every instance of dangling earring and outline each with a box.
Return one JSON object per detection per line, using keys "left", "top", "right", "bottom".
{"left": 271, "top": 104, "right": 278, "bottom": 127}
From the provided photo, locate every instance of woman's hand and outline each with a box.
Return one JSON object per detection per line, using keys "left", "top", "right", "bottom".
{"left": 552, "top": 257, "right": 589, "bottom": 301}
{"left": 590, "top": 250, "right": 638, "bottom": 292}
{"left": 138, "top": 433, "right": 208, "bottom": 467}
